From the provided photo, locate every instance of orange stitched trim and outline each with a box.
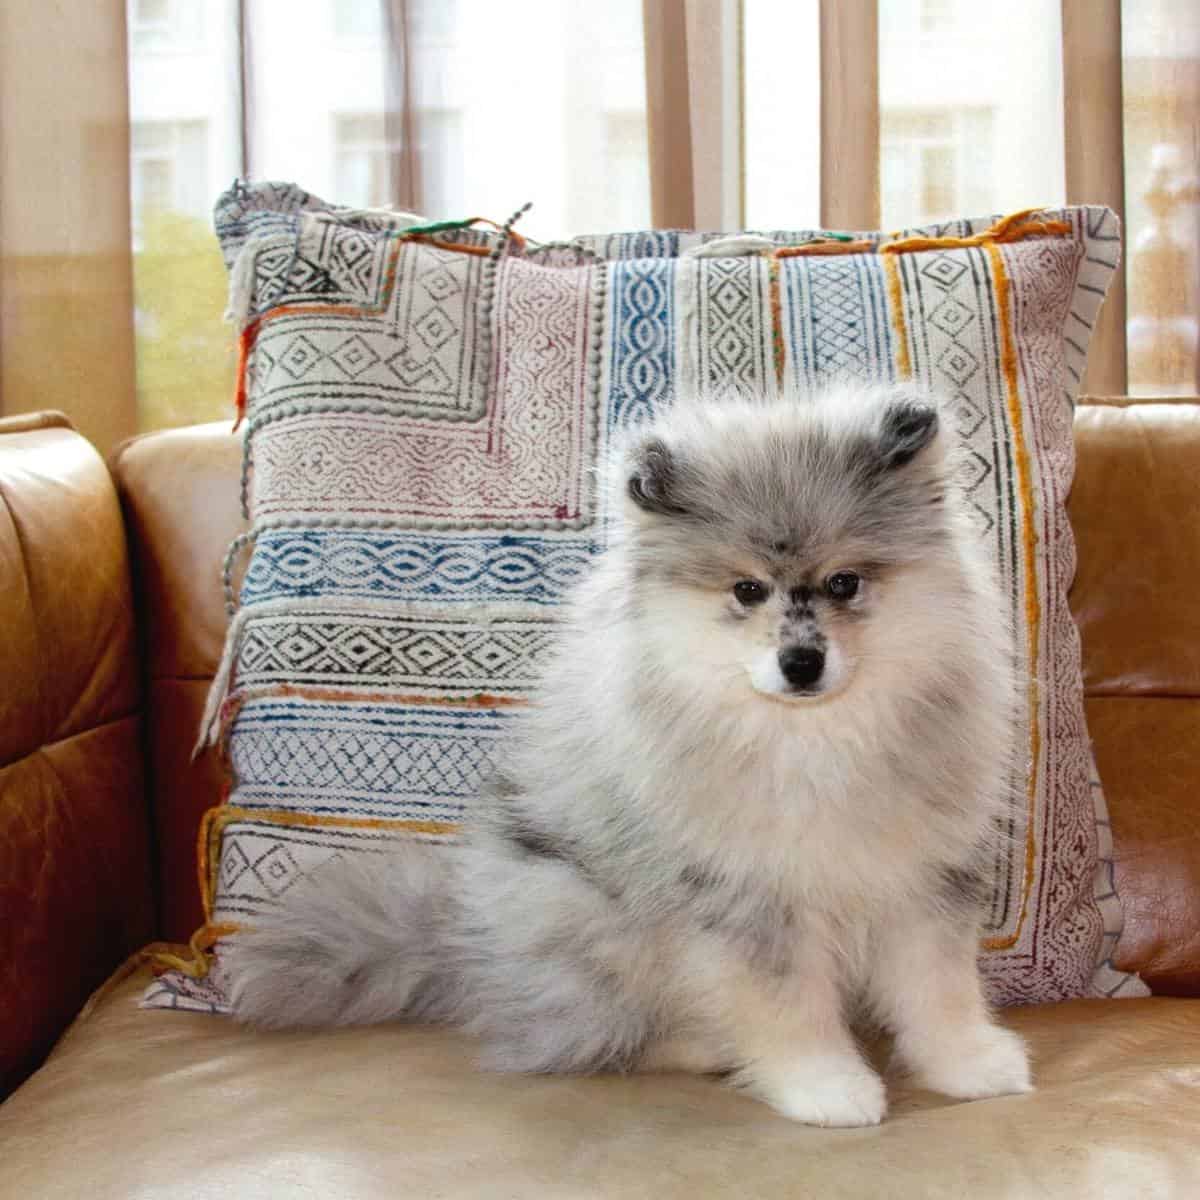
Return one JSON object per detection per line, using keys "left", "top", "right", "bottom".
{"left": 769, "top": 209, "right": 1069, "bottom": 266}
{"left": 882, "top": 252, "right": 912, "bottom": 381}
{"left": 196, "top": 790, "right": 228, "bottom": 922}
{"left": 979, "top": 240, "right": 1041, "bottom": 953}
{"left": 404, "top": 232, "right": 492, "bottom": 257}
{"left": 767, "top": 253, "right": 785, "bottom": 386}
{"left": 881, "top": 207, "right": 1070, "bottom": 257}
{"left": 163, "top": 800, "right": 462, "bottom": 981}
{"left": 213, "top": 805, "right": 460, "bottom": 837}
{"left": 232, "top": 319, "right": 259, "bottom": 429}
{"left": 777, "top": 239, "right": 876, "bottom": 257}
{"left": 151, "top": 922, "right": 241, "bottom": 980}
{"left": 468, "top": 217, "right": 526, "bottom": 251}
{"left": 197, "top": 803, "right": 229, "bottom": 921}
{"left": 265, "top": 683, "right": 530, "bottom": 709}
{"left": 201, "top": 802, "right": 461, "bottom": 916}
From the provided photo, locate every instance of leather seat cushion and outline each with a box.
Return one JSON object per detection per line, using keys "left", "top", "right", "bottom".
{"left": 2, "top": 964, "right": 1198, "bottom": 1198}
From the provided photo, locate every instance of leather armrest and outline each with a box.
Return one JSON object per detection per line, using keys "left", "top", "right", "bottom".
{"left": 110, "top": 420, "right": 245, "bottom": 941}
{"left": 0, "top": 412, "right": 155, "bottom": 1098}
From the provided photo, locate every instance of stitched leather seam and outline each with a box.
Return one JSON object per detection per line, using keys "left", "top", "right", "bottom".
{"left": 0, "top": 710, "right": 140, "bottom": 774}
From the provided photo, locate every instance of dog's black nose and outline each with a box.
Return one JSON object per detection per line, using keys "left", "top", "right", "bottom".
{"left": 779, "top": 646, "right": 825, "bottom": 689}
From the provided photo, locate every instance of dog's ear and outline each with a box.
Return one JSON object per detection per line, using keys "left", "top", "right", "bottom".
{"left": 877, "top": 397, "right": 939, "bottom": 468}
{"left": 627, "top": 437, "right": 689, "bottom": 516}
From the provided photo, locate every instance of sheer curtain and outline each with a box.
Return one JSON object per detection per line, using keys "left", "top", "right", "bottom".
{"left": 1, "top": 0, "right": 1195, "bottom": 448}
{"left": 0, "top": 2, "right": 137, "bottom": 451}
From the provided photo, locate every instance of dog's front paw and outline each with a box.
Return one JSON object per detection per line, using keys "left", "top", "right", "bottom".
{"left": 742, "top": 1054, "right": 887, "bottom": 1127}
{"left": 912, "top": 1023, "right": 1032, "bottom": 1100}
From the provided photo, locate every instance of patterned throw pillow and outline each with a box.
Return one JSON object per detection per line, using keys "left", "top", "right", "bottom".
{"left": 141, "top": 181, "right": 1147, "bottom": 1016}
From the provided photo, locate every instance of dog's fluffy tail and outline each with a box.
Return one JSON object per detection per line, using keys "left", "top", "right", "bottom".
{"left": 221, "top": 843, "right": 457, "bottom": 1030}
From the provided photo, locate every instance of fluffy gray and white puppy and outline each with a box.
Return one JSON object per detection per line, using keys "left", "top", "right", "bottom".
{"left": 224, "top": 382, "right": 1032, "bottom": 1127}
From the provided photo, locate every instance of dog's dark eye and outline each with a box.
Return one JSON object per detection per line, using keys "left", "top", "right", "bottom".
{"left": 733, "top": 579, "right": 768, "bottom": 606}
{"left": 826, "top": 571, "right": 860, "bottom": 600}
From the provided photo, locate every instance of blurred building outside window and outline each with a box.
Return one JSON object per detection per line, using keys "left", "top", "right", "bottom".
{"left": 126, "top": 0, "right": 1198, "bottom": 432}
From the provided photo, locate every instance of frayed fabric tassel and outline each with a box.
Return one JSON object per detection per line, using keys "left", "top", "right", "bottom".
{"left": 497, "top": 202, "right": 532, "bottom": 255}
{"left": 674, "top": 256, "right": 702, "bottom": 402}
{"left": 666, "top": 207, "right": 1070, "bottom": 267}
{"left": 223, "top": 238, "right": 258, "bottom": 327}
{"left": 223, "top": 233, "right": 292, "bottom": 327}
{"left": 222, "top": 530, "right": 256, "bottom": 616}
{"left": 193, "top": 605, "right": 253, "bottom": 759}
{"left": 231, "top": 321, "right": 260, "bottom": 432}
{"left": 224, "top": 234, "right": 291, "bottom": 431}
{"left": 881, "top": 207, "right": 1070, "bottom": 256}
{"left": 685, "top": 234, "right": 777, "bottom": 258}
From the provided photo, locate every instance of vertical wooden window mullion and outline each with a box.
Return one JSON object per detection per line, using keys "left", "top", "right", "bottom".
{"left": 1062, "top": 0, "right": 1128, "bottom": 396}
{"left": 684, "top": 0, "right": 744, "bottom": 230}
{"left": 819, "top": 0, "right": 879, "bottom": 232}
{"left": 237, "top": 0, "right": 250, "bottom": 178}
{"left": 383, "top": 0, "right": 424, "bottom": 214}
{"left": 643, "top": 0, "right": 696, "bottom": 229}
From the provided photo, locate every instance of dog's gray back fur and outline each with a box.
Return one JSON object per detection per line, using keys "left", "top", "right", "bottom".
{"left": 224, "top": 382, "right": 1015, "bottom": 1077}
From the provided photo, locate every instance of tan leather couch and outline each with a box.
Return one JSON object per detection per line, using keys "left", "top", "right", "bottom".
{"left": 1, "top": 404, "right": 1198, "bottom": 1197}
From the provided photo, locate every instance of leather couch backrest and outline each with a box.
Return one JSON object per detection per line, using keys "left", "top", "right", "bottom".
{"left": 0, "top": 413, "right": 154, "bottom": 1096}
{"left": 111, "top": 403, "right": 1200, "bottom": 994}
{"left": 1068, "top": 402, "right": 1200, "bottom": 994}
{"left": 111, "top": 422, "right": 245, "bottom": 941}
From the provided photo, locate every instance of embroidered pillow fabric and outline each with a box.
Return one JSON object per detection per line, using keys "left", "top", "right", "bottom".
{"left": 140, "top": 180, "right": 1147, "bottom": 1016}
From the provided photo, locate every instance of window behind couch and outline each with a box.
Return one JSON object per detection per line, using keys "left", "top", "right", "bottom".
{"left": 124, "top": 0, "right": 651, "bottom": 431}
{"left": 121, "top": 0, "right": 1200, "bottom": 432}
{"left": 740, "top": 0, "right": 1198, "bottom": 398}
{"left": 0, "top": 1, "right": 1193, "bottom": 446}
{"left": 1121, "top": 0, "right": 1200, "bottom": 397}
